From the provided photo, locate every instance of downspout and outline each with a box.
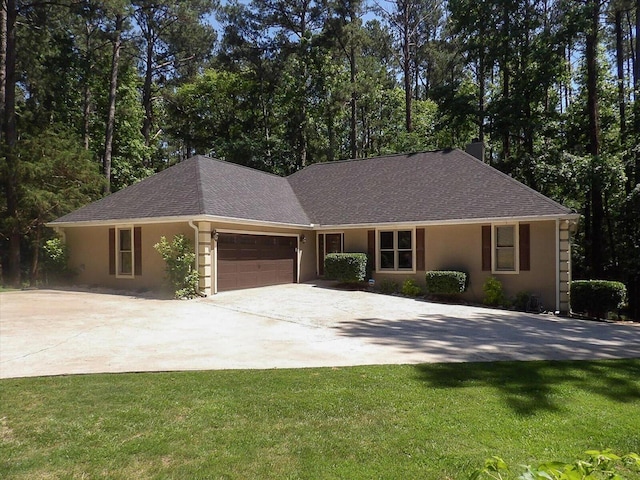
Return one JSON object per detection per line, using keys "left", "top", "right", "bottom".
{"left": 188, "top": 220, "right": 199, "bottom": 294}
{"left": 555, "top": 219, "right": 560, "bottom": 313}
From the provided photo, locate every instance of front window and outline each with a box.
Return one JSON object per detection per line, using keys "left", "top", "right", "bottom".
{"left": 379, "top": 230, "right": 413, "bottom": 271}
{"left": 118, "top": 228, "right": 133, "bottom": 276}
{"left": 495, "top": 225, "right": 515, "bottom": 271}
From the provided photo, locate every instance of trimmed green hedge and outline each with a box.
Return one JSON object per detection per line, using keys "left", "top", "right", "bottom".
{"left": 324, "top": 253, "right": 368, "bottom": 283}
{"left": 425, "top": 270, "right": 467, "bottom": 295}
{"left": 571, "top": 280, "right": 627, "bottom": 319}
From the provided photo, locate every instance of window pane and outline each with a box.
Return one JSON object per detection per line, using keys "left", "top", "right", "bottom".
{"left": 119, "top": 229, "right": 132, "bottom": 251}
{"left": 380, "top": 231, "right": 394, "bottom": 250}
{"left": 326, "top": 234, "right": 342, "bottom": 253}
{"left": 380, "top": 251, "right": 394, "bottom": 269}
{"left": 120, "top": 252, "right": 132, "bottom": 275}
{"left": 496, "top": 247, "right": 515, "bottom": 270}
{"left": 398, "top": 251, "right": 413, "bottom": 269}
{"left": 496, "top": 226, "right": 514, "bottom": 247}
{"left": 397, "top": 230, "right": 412, "bottom": 250}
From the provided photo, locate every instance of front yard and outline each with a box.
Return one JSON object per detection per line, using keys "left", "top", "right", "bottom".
{"left": 1, "top": 359, "right": 639, "bottom": 479}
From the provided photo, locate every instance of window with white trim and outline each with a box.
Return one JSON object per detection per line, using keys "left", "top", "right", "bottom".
{"left": 117, "top": 227, "right": 133, "bottom": 276}
{"left": 379, "top": 230, "right": 413, "bottom": 271}
{"left": 495, "top": 225, "right": 515, "bottom": 271}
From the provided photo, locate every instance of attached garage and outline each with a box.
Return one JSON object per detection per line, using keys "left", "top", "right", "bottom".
{"left": 217, "top": 233, "right": 297, "bottom": 292}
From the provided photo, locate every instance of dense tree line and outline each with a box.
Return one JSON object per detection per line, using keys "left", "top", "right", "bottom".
{"left": 1, "top": 0, "right": 639, "bottom": 316}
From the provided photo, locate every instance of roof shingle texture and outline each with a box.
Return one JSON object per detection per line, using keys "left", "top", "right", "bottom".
{"left": 288, "top": 150, "right": 572, "bottom": 224}
{"left": 52, "top": 156, "right": 310, "bottom": 225}
{"left": 52, "top": 150, "right": 571, "bottom": 226}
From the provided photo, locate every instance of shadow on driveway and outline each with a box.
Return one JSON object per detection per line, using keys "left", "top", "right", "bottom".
{"left": 333, "top": 310, "right": 640, "bottom": 362}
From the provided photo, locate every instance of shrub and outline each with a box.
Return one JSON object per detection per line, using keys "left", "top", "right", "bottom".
{"left": 154, "top": 235, "right": 200, "bottom": 299}
{"left": 324, "top": 253, "right": 367, "bottom": 283}
{"left": 425, "top": 270, "right": 467, "bottom": 295}
{"left": 378, "top": 278, "right": 400, "bottom": 294}
{"left": 401, "top": 279, "right": 422, "bottom": 297}
{"left": 470, "top": 450, "right": 640, "bottom": 480}
{"left": 513, "top": 291, "right": 531, "bottom": 312}
{"left": 483, "top": 276, "right": 506, "bottom": 307}
{"left": 42, "top": 237, "right": 74, "bottom": 284}
{"left": 571, "top": 280, "right": 627, "bottom": 319}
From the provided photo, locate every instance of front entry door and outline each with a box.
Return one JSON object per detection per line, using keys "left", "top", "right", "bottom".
{"left": 318, "top": 233, "right": 343, "bottom": 276}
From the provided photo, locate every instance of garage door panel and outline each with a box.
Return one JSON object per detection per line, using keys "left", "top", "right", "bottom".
{"left": 217, "top": 234, "right": 297, "bottom": 292}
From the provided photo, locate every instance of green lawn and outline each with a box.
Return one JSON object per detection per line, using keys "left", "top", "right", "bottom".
{"left": 1, "top": 360, "right": 639, "bottom": 479}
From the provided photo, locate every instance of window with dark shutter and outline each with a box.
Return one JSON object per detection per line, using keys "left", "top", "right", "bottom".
{"left": 109, "top": 228, "right": 116, "bottom": 275}
{"left": 134, "top": 227, "right": 142, "bottom": 276}
{"left": 519, "top": 223, "right": 530, "bottom": 271}
{"left": 481, "top": 225, "right": 491, "bottom": 271}
{"left": 367, "top": 230, "right": 376, "bottom": 271}
{"left": 416, "top": 228, "right": 425, "bottom": 271}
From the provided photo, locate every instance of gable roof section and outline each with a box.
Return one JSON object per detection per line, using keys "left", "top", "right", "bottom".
{"left": 287, "top": 149, "right": 573, "bottom": 225}
{"left": 52, "top": 150, "right": 573, "bottom": 227}
{"left": 51, "top": 156, "right": 310, "bottom": 226}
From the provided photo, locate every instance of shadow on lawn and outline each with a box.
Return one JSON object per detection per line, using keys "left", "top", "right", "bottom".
{"left": 333, "top": 310, "right": 640, "bottom": 415}
{"left": 415, "top": 360, "right": 640, "bottom": 416}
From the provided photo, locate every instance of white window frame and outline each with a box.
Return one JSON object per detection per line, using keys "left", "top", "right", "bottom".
{"left": 492, "top": 223, "right": 519, "bottom": 274}
{"left": 376, "top": 228, "right": 416, "bottom": 273}
{"left": 116, "top": 225, "right": 135, "bottom": 278}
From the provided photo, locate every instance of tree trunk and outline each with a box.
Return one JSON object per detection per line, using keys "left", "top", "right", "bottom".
{"left": 82, "top": 23, "right": 92, "bottom": 151}
{"left": 103, "top": 14, "right": 123, "bottom": 195}
{"left": 615, "top": 9, "right": 626, "bottom": 159}
{"left": 585, "top": 0, "right": 604, "bottom": 278}
{"left": 0, "top": 2, "right": 6, "bottom": 139}
{"left": 30, "top": 224, "right": 41, "bottom": 285}
{"left": 142, "top": 29, "right": 153, "bottom": 147}
{"left": 501, "top": 5, "right": 510, "bottom": 162}
{"left": 402, "top": 3, "right": 412, "bottom": 133}
{"left": 3, "top": 0, "right": 20, "bottom": 287}
{"left": 350, "top": 42, "right": 357, "bottom": 159}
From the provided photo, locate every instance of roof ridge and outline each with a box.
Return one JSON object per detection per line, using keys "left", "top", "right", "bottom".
{"left": 287, "top": 149, "right": 453, "bottom": 175}
{"left": 194, "top": 154, "right": 287, "bottom": 179}
{"left": 193, "top": 157, "right": 206, "bottom": 215}
{"left": 454, "top": 149, "right": 572, "bottom": 213}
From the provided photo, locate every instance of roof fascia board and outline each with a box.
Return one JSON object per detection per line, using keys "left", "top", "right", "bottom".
{"left": 47, "top": 214, "right": 314, "bottom": 230}
{"left": 314, "top": 213, "right": 580, "bottom": 230}
{"left": 48, "top": 213, "right": 579, "bottom": 231}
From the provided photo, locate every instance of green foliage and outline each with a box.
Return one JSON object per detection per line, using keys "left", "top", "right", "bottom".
{"left": 483, "top": 276, "right": 506, "bottom": 307}
{"left": 401, "top": 279, "right": 422, "bottom": 297}
{"left": 470, "top": 450, "right": 640, "bottom": 479}
{"left": 378, "top": 278, "right": 400, "bottom": 294}
{"left": 324, "top": 253, "right": 367, "bottom": 283}
{"left": 41, "top": 238, "right": 74, "bottom": 283}
{"left": 425, "top": 271, "right": 468, "bottom": 295}
{"left": 513, "top": 291, "right": 532, "bottom": 312}
{"left": 153, "top": 235, "right": 200, "bottom": 299}
{"left": 571, "top": 280, "right": 627, "bottom": 319}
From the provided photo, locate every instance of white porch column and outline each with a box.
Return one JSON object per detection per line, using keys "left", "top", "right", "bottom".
{"left": 558, "top": 220, "right": 571, "bottom": 315}
{"left": 197, "top": 221, "right": 212, "bottom": 296}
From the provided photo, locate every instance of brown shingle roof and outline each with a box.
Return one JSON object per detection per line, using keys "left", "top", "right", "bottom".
{"left": 287, "top": 149, "right": 572, "bottom": 225}
{"left": 51, "top": 156, "right": 310, "bottom": 225}
{"left": 51, "top": 150, "right": 573, "bottom": 226}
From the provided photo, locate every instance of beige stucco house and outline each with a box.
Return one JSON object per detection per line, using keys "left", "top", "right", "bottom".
{"left": 49, "top": 148, "right": 579, "bottom": 313}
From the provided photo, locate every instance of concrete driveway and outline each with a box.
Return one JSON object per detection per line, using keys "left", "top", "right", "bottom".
{"left": 1, "top": 282, "right": 639, "bottom": 378}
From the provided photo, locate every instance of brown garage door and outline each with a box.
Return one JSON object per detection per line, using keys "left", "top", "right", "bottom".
{"left": 217, "top": 233, "right": 297, "bottom": 292}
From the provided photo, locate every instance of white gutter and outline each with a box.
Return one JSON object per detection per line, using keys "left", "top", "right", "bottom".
{"left": 47, "top": 214, "right": 313, "bottom": 230}
{"left": 188, "top": 220, "right": 199, "bottom": 293}
{"left": 314, "top": 213, "right": 581, "bottom": 231}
